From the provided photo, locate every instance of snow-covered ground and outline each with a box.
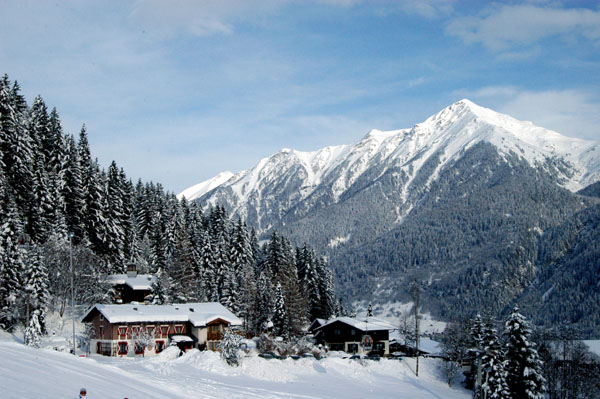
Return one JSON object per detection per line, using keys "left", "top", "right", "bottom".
{"left": 0, "top": 333, "right": 470, "bottom": 399}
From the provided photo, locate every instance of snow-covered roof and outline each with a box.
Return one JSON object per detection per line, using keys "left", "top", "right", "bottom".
{"left": 316, "top": 316, "right": 396, "bottom": 332}
{"left": 171, "top": 335, "right": 194, "bottom": 342}
{"left": 108, "top": 274, "right": 155, "bottom": 290}
{"left": 82, "top": 303, "right": 242, "bottom": 327}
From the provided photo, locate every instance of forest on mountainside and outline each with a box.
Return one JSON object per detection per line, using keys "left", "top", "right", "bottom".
{"left": 0, "top": 74, "right": 337, "bottom": 344}
{"left": 327, "top": 142, "right": 600, "bottom": 336}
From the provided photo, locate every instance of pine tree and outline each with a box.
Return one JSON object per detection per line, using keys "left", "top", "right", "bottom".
{"left": 148, "top": 267, "right": 169, "bottom": 305}
{"left": 24, "top": 309, "right": 43, "bottom": 348}
{"left": 0, "top": 198, "right": 26, "bottom": 331}
{"left": 1, "top": 79, "right": 34, "bottom": 220}
{"left": 471, "top": 314, "right": 486, "bottom": 398}
{"left": 254, "top": 270, "right": 274, "bottom": 335}
{"left": 63, "top": 134, "right": 86, "bottom": 241}
{"left": 504, "top": 307, "right": 546, "bottom": 399}
{"left": 272, "top": 283, "right": 288, "bottom": 338}
{"left": 481, "top": 318, "right": 510, "bottom": 399}
{"left": 23, "top": 246, "right": 50, "bottom": 334}
{"left": 218, "top": 328, "right": 243, "bottom": 366}
{"left": 298, "top": 245, "right": 321, "bottom": 321}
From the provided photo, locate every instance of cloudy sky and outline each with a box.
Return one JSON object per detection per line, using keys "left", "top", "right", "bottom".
{"left": 1, "top": 0, "right": 599, "bottom": 193}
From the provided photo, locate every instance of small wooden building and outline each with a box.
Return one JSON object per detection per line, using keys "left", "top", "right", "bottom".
{"left": 314, "top": 316, "right": 396, "bottom": 356}
{"left": 81, "top": 302, "right": 242, "bottom": 357}
{"left": 108, "top": 264, "right": 155, "bottom": 304}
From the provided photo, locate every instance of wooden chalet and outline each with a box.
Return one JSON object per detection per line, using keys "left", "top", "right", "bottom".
{"left": 314, "top": 316, "right": 396, "bottom": 356}
{"left": 108, "top": 264, "right": 155, "bottom": 304}
{"left": 81, "top": 302, "right": 242, "bottom": 357}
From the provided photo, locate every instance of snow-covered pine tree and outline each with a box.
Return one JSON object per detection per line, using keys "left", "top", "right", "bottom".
{"left": 105, "top": 161, "right": 126, "bottom": 271}
{"left": 23, "top": 246, "right": 50, "bottom": 335}
{"left": 218, "top": 327, "right": 243, "bottom": 366}
{"left": 0, "top": 198, "right": 26, "bottom": 331}
{"left": 298, "top": 245, "right": 321, "bottom": 321}
{"left": 23, "top": 309, "right": 43, "bottom": 348}
{"left": 504, "top": 306, "right": 546, "bottom": 399}
{"left": 199, "top": 229, "right": 217, "bottom": 302}
{"left": 148, "top": 267, "right": 170, "bottom": 305}
{"left": 470, "top": 314, "right": 485, "bottom": 398}
{"left": 317, "top": 257, "right": 336, "bottom": 320}
{"left": 481, "top": 318, "right": 510, "bottom": 399}
{"left": 62, "top": 134, "right": 86, "bottom": 241}
{"left": 279, "top": 236, "right": 306, "bottom": 337}
{"left": 219, "top": 261, "right": 239, "bottom": 314}
{"left": 29, "top": 155, "right": 54, "bottom": 242}
{"left": 272, "top": 283, "right": 288, "bottom": 338}
{"left": 1, "top": 78, "right": 34, "bottom": 221}
{"left": 254, "top": 270, "right": 274, "bottom": 335}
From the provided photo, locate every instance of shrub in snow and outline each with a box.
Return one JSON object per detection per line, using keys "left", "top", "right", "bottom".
{"left": 257, "top": 333, "right": 279, "bottom": 354}
{"left": 24, "top": 310, "right": 43, "bottom": 348}
{"left": 218, "top": 328, "right": 243, "bottom": 366}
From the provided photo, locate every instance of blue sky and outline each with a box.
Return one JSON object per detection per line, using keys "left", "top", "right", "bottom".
{"left": 1, "top": 0, "right": 599, "bottom": 193}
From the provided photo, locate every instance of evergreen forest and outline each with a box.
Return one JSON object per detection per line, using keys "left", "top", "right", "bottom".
{"left": 0, "top": 74, "right": 337, "bottom": 344}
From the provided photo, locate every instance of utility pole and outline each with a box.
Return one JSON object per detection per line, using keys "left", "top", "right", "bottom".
{"left": 411, "top": 281, "right": 421, "bottom": 377}
{"left": 69, "top": 232, "right": 75, "bottom": 355}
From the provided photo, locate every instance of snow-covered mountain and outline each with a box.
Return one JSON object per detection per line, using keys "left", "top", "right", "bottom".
{"left": 180, "top": 99, "right": 600, "bottom": 232}
{"left": 181, "top": 99, "right": 600, "bottom": 333}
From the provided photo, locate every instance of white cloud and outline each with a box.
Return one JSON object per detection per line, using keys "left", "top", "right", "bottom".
{"left": 447, "top": 4, "right": 600, "bottom": 51}
{"left": 130, "top": 0, "right": 286, "bottom": 37}
{"left": 457, "top": 86, "right": 600, "bottom": 141}
{"left": 394, "top": 0, "right": 455, "bottom": 18}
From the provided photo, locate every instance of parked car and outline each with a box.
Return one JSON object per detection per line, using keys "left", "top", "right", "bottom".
{"left": 348, "top": 354, "right": 368, "bottom": 360}
{"left": 258, "top": 352, "right": 278, "bottom": 359}
{"left": 301, "top": 353, "right": 315, "bottom": 358}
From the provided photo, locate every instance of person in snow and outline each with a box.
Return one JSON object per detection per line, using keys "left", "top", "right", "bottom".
{"left": 78, "top": 388, "right": 87, "bottom": 398}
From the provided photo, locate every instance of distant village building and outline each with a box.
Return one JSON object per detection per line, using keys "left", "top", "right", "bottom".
{"left": 108, "top": 264, "right": 155, "bottom": 304}
{"left": 81, "top": 302, "right": 242, "bottom": 357}
{"left": 314, "top": 316, "right": 396, "bottom": 356}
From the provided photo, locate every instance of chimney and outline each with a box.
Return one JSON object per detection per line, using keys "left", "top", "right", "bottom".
{"left": 127, "top": 263, "right": 137, "bottom": 278}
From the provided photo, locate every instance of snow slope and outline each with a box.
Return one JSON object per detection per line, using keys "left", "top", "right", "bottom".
{"left": 178, "top": 171, "right": 235, "bottom": 201}
{"left": 0, "top": 339, "right": 470, "bottom": 399}
{"left": 180, "top": 100, "right": 600, "bottom": 230}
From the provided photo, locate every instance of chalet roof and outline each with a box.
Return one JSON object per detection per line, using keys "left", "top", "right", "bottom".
{"left": 81, "top": 302, "right": 242, "bottom": 327}
{"left": 108, "top": 274, "right": 156, "bottom": 290}
{"left": 316, "top": 316, "right": 396, "bottom": 332}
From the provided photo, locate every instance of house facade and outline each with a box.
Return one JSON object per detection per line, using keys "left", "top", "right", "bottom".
{"left": 314, "top": 316, "right": 396, "bottom": 356}
{"left": 82, "top": 302, "right": 242, "bottom": 357}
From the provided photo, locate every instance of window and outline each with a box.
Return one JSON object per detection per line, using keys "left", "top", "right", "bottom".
{"left": 334, "top": 329, "right": 341, "bottom": 336}
{"left": 131, "top": 325, "right": 141, "bottom": 337}
{"left": 101, "top": 342, "right": 111, "bottom": 356}
{"left": 99, "top": 314, "right": 104, "bottom": 321}
{"left": 160, "top": 325, "right": 169, "bottom": 336}
{"left": 351, "top": 329, "right": 356, "bottom": 336}
{"left": 134, "top": 342, "right": 145, "bottom": 355}
{"left": 146, "top": 326, "right": 155, "bottom": 337}
{"left": 175, "top": 325, "right": 184, "bottom": 334}
{"left": 118, "top": 341, "right": 128, "bottom": 355}
{"left": 155, "top": 340, "right": 165, "bottom": 353}
{"left": 118, "top": 326, "right": 127, "bottom": 338}
{"left": 98, "top": 326, "right": 104, "bottom": 338}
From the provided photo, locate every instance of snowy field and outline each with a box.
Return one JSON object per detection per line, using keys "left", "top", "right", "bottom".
{"left": 0, "top": 336, "right": 470, "bottom": 399}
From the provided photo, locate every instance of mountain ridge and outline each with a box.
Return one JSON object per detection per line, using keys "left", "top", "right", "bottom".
{"left": 180, "top": 99, "right": 600, "bottom": 230}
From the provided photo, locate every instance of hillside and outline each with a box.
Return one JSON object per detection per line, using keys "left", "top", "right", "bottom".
{"left": 0, "top": 337, "right": 469, "bottom": 399}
